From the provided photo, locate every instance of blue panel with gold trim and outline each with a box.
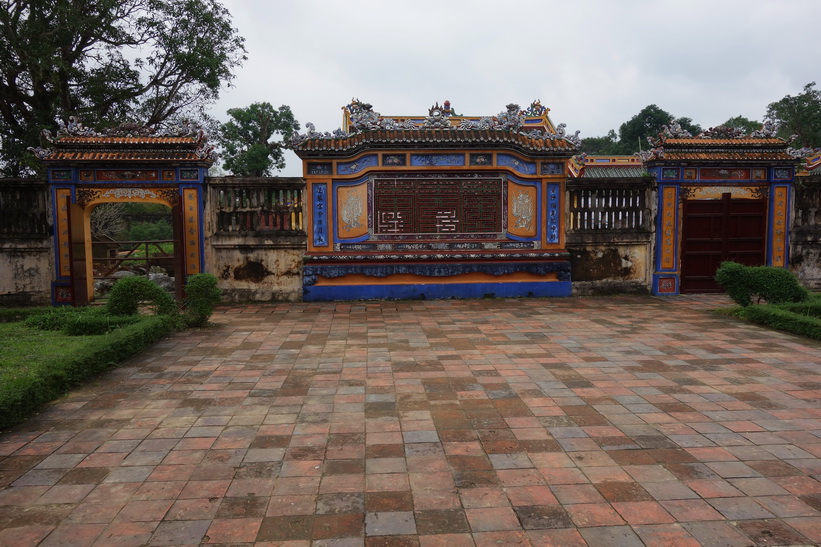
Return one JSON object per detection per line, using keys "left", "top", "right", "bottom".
{"left": 547, "top": 184, "right": 560, "bottom": 243}
{"left": 312, "top": 183, "right": 328, "bottom": 246}
{"left": 410, "top": 154, "right": 465, "bottom": 166}
{"left": 337, "top": 155, "right": 377, "bottom": 175}
{"left": 497, "top": 154, "right": 536, "bottom": 175}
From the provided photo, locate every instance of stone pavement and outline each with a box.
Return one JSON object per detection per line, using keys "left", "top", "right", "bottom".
{"left": 2, "top": 295, "right": 821, "bottom": 546}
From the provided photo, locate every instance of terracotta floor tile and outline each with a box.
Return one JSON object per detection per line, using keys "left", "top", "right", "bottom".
{"left": 5, "top": 296, "right": 821, "bottom": 543}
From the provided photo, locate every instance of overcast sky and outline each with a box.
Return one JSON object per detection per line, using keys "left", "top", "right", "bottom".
{"left": 210, "top": 0, "right": 821, "bottom": 176}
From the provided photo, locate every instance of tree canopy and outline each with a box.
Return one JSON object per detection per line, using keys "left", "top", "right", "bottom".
{"left": 0, "top": 0, "right": 246, "bottom": 175}
{"left": 765, "top": 82, "right": 821, "bottom": 148}
{"left": 218, "top": 102, "right": 300, "bottom": 177}
{"left": 581, "top": 105, "right": 702, "bottom": 155}
{"left": 721, "top": 115, "right": 761, "bottom": 134}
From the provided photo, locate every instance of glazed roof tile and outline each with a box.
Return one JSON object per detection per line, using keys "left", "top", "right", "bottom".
{"left": 660, "top": 151, "right": 795, "bottom": 161}
{"left": 583, "top": 166, "right": 647, "bottom": 178}
{"left": 294, "top": 129, "right": 576, "bottom": 156}
{"left": 54, "top": 136, "right": 200, "bottom": 145}
{"left": 44, "top": 151, "right": 203, "bottom": 161}
{"left": 663, "top": 137, "right": 785, "bottom": 146}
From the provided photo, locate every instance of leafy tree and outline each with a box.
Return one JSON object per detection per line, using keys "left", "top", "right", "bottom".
{"left": 580, "top": 129, "right": 620, "bottom": 155}
{"left": 721, "top": 115, "right": 761, "bottom": 134}
{"left": 0, "top": 0, "right": 246, "bottom": 176}
{"left": 219, "top": 102, "right": 300, "bottom": 176}
{"left": 765, "top": 82, "right": 821, "bottom": 147}
{"left": 616, "top": 104, "right": 702, "bottom": 154}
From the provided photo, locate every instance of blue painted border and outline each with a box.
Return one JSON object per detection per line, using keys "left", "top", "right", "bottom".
{"left": 337, "top": 155, "right": 377, "bottom": 175}
{"left": 767, "top": 183, "right": 792, "bottom": 267}
{"left": 333, "top": 175, "right": 370, "bottom": 244}
{"left": 180, "top": 183, "right": 206, "bottom": 274}
{"left": 497, "top": 154, "right": 536, "bottom": 175}
{"left": 506, "top": 175, "right": 542, "bottom": 242}
{"left": 546, "top": 183, "right": 560, "bottom": 243}
{"left": 312, "top": 183, "right": 328, "bottom": 246}
{"left": 50, "top": 185, "right": 76, "bottom": 281}
{"left": 652, "top": 273, "right": 679, "bottom": 296}
{"left": 304, "top": 281, "right": 572, "bottom": 301}
{"left": 409, "top": 154, "right": 466, "bottom": 167}
{"left": 304, "top": 261, "right": 571, "bottom": 286}
{"left": 654, "top": 183, "right": 680, "bottom": 273}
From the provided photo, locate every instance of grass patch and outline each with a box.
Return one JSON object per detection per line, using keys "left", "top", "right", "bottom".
{"left": 0, "top": 314, "right": 175, "bottom": 430}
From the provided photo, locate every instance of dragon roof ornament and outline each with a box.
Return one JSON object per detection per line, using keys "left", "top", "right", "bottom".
{"left": 290, "top": 99, "right": 582, "bottom": 149}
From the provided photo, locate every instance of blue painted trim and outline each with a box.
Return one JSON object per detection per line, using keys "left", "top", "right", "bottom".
{"left": 654, "top": 184, "right": 680, "bottom": 272}
{"left": 304, "top": 261, "right": 571, "bottom": 286}
{"left": 312, "top": 183, "right": 328, "bottom": 246}
{"left": 409, "top": 154, "right": 465, "bottom": 167}
{"left": 506, "top": 175, "right": 542, "bottom": 242}
{"left": 767, "top": 183, "right": 792, "bottom": 267}
{"left": 337, "top": 155, "right": 377, "bottom": 175}
{"left": 180, "top": 183, "right": 206, "bottom": 273}
{"left": 652, "top": 273, "right": 680, "bottom": 296}
{"left": 497, "top": 154, "right": 536, "bottom": 175}
{"left": 304, "top": 281, "right": 572, "bottom": 301}
{"left": 51, "top": 280, "right": 73, "bottom": 307}
{"left": 546, "top": 183, "right": 560, "bottom": 243}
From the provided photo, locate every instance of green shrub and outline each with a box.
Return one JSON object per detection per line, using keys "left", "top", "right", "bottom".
{"left": 106, "top": 276, "right": 178, "bottom": 317}
{"left": 715, "top": 262, "right": 809, "bottom": 307}
{"left": 183, "top": 273, "right": 221, "bottom": 327}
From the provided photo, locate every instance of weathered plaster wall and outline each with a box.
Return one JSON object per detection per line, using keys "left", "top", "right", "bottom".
{"left": 790, "top": 179, "right": 821, "bottom": 290}
{"left": 567, "top": 240, "right": 652, "bottom": 295}
{"left": 0, "top": 240, "right": 54, "bottom": 305}
{"left": 206, "top": 236, "right": 306, "bottom": 302}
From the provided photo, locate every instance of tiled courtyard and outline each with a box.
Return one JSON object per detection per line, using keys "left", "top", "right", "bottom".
{"left": 2, "top": 295, "right": 821, "bottom": 546}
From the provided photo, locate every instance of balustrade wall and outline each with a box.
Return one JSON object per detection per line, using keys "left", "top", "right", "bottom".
{"left": 3, "top": 174, "right": 819, "bottom": 303}
{"left": 0, "top": 179, "right": 53, "bottom": 305}
{"left": 205, "top": 177, "right": 307, "bottom": 302}
{"left": 565, "top": 178, "right": 656, "bottom": 295}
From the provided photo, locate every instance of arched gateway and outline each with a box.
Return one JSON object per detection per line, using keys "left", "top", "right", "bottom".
{"left": 32, "top": 122, "right": 214, "bottom": 306}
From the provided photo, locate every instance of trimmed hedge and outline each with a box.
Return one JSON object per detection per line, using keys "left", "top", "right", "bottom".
{"left": 740, "top": 304, "right": 821, "bottom": 341}
{"left": 715, "top": 261, "right": 809, "bottom": 307}
{"left": 0, "top": 315, "right": 175, "bottom": 430}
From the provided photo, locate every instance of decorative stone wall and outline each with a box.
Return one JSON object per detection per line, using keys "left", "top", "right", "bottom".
{"left": 0, "top": 179, "right": 53, "bottom": 305}
{"left": 205, "top": 177, "right": 307, "bottom": 302}
{"left": 565, "top": 178, "right": 655, "bottom": 295}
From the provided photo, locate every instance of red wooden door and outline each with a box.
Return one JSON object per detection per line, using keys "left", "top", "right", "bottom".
{"left": 680, "top": 194, "right": 767, "bottom": 293}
